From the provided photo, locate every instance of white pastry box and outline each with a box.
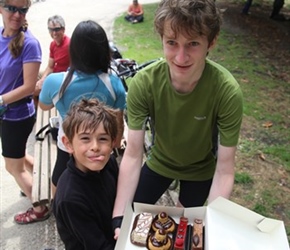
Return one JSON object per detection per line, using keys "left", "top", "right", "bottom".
{"left": 115, "top": 197, "right": 289, "bottom": 250}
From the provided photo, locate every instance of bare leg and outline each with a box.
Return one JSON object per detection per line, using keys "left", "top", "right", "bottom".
{"left": 5, "top": 157, "right": 33, "bottom": 198}
{"left": 4, "top": 157, "right": 45, "bottom": 213}
{"left": 24, "top": 153, "right": 34, "bottom": 174}
{"left": 51, "top": 183, "right": 56, "bottom": 200}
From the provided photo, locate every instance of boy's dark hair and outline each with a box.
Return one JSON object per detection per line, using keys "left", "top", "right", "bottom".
{"left": 154, "top": 0, "right": 222, "bottom": 44}
{"left": 62, "top": 99, "right": 118, "bottom": 143}
{"left": 59, "top": 20, "right": 111, "bottom": 97}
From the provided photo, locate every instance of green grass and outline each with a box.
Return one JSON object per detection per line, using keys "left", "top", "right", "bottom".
{"left": 235, "top": 172, "right": 253, "bottom": 184}
{"left": 209, "top": 31, "right": 290, "bottom": 171}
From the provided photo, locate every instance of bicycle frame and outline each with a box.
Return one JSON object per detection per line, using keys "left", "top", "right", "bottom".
{"left": 113, "top": 57, "right": 163, "bottom": 156}
{"left": 112, "top": 54, "right": 181, "bottom": 190}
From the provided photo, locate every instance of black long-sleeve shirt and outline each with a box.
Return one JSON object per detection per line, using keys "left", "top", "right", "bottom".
{"left": 53, "top": 155, "right": 119, "bottom": 250}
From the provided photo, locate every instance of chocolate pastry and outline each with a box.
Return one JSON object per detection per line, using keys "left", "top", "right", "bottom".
{"left": 147, "top": 228, "right": 172, "bottom": 250}
{"left": 192, "top": 219, "right": 203, "bottom": 250}
{"left": 152, "top": 212, "right": 176, "bottom": 234}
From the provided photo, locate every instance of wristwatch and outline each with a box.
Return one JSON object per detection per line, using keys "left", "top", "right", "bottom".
{"left": 0, "top": 95, "right": 3, "bottom": 106}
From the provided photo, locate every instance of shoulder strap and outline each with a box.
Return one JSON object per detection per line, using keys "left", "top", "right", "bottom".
{"left": 52, "top": 71, "right": 70, "bottom": 105}
{"left": 53, "top": 72, "right": 116, "bottom": 103}
{"left": 99, "top": 73, "right": 116, "bottom": 101}
{"left": 35, "top": 124, "right": 50, "bottom": 141}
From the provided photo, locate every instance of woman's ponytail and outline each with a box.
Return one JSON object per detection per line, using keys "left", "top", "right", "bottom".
{"left": 8, "top": 20, "right": 28, "bottom": 58}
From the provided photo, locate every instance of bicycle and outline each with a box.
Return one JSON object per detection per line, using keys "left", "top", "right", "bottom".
{"left": 112, "top": 56, "right": 179, "bottom": 190}
{"left": 114, "top": 57, "right": 160, "bottom": 154}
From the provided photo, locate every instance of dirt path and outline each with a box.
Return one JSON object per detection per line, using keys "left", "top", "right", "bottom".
{"left": 218, "top": 1, "right": 290, "bottom": 82}
{"left": 217, "top": 1, "right": 290, "bottom": 243}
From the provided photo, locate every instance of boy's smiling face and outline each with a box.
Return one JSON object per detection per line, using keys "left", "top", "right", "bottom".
{"left": 63, "top": 122, "right": 114, "bottom": 173}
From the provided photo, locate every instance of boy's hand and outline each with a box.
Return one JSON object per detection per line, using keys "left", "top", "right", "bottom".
{"left": 112, "top": 216, "right": 123, "bottom": 240}
{"left": 114, "top": 228, "right": 121, "bottom": 240}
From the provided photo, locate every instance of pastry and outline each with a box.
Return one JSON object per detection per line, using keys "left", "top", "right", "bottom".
{"left": 147, "top": 228, "right": 172, "bottom": 250}
{"left": 131, "top": 212, "right": 153, "bottom": 246}
{"left": 174, "top": 217, "right": 188, "bottom": 250}
{"left": 192, "top": 219, "right": 203, "bottom": 250}
{"left": 152, "top": 212, "right": 176, "bottom": 233}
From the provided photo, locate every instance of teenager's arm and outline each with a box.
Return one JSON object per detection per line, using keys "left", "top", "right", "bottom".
{"left": 207, "top": 145, "right": 236, "bottom": 204}
{"left": 113, "top": 129, "right": 145, "bottom": 238}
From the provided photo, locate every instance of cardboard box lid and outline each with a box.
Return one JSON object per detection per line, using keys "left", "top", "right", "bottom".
{"left": 205, "top": 197, "right": 289, "bottom": 250}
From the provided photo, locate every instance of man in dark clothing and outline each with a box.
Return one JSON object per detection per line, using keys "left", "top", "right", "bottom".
{"left": 241, "top": 0, "right": 286, "bottom": 21}
{"left": 53, "top": 99, "right": 120, "bottom": 250}
{"left": 270, "top": 0, "right": 286, "bottom": 20}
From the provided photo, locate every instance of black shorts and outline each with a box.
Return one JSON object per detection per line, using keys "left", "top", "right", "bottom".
{"left": 52, "top": 147, "right": 71, "bottom": 186}
{"left": 133, "top": 163, "right": 213, "bottom": 207}
{"left": 1, "top": 116, "right": 35, "bottom": 158}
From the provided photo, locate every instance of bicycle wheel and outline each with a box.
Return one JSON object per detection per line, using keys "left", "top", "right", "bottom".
{"left": 143, "top": 117, "right": 154, "bottom": 156}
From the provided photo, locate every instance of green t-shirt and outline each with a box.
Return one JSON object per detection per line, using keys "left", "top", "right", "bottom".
{"left": 127, "top": 59, "right": 243, "bottom": 181}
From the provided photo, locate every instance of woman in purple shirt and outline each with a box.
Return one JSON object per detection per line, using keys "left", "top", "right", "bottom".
{"left": 0, "top": 0, "right": 49, "bottom": 224}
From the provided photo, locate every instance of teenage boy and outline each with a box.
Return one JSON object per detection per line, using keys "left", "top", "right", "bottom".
{"left": 53, "top": 99, "right": 119, "bottom": 250}
{"left": 113, "top": 0, "right": 243, "bottom": 239}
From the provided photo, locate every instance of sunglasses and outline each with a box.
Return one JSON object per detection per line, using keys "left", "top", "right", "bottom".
{"left": 48, "top": 27, "right": 63, "bottom": 32}
{"left": 3, "top": 5, "right": 29, "bottom": 15}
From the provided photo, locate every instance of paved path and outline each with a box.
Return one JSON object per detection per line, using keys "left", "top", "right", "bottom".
{"left": 0, "top": 1, "right": 178, "bottom": 249}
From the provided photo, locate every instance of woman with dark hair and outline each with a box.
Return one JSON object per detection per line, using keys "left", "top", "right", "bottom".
{"left": 39, "top": 20, "right": 126, "bottom": 198}
{"left": 0, "top": 0, "right": 50, "bottom": 224}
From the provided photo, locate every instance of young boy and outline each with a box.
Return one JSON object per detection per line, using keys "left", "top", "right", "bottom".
{"left": 53, "top": 99, "right": 119, "bottom": 250}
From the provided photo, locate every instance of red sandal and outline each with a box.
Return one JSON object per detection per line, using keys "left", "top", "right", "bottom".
{"left": 14, "top": 206, "right": 50, "bottom": 224}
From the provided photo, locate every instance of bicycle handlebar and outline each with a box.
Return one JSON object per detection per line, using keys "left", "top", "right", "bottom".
{"left": 117, "top": 68, "right": 135, "bottom": 77}
{"left": 116, "top": 58, "right": 162, "bottom": 78}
